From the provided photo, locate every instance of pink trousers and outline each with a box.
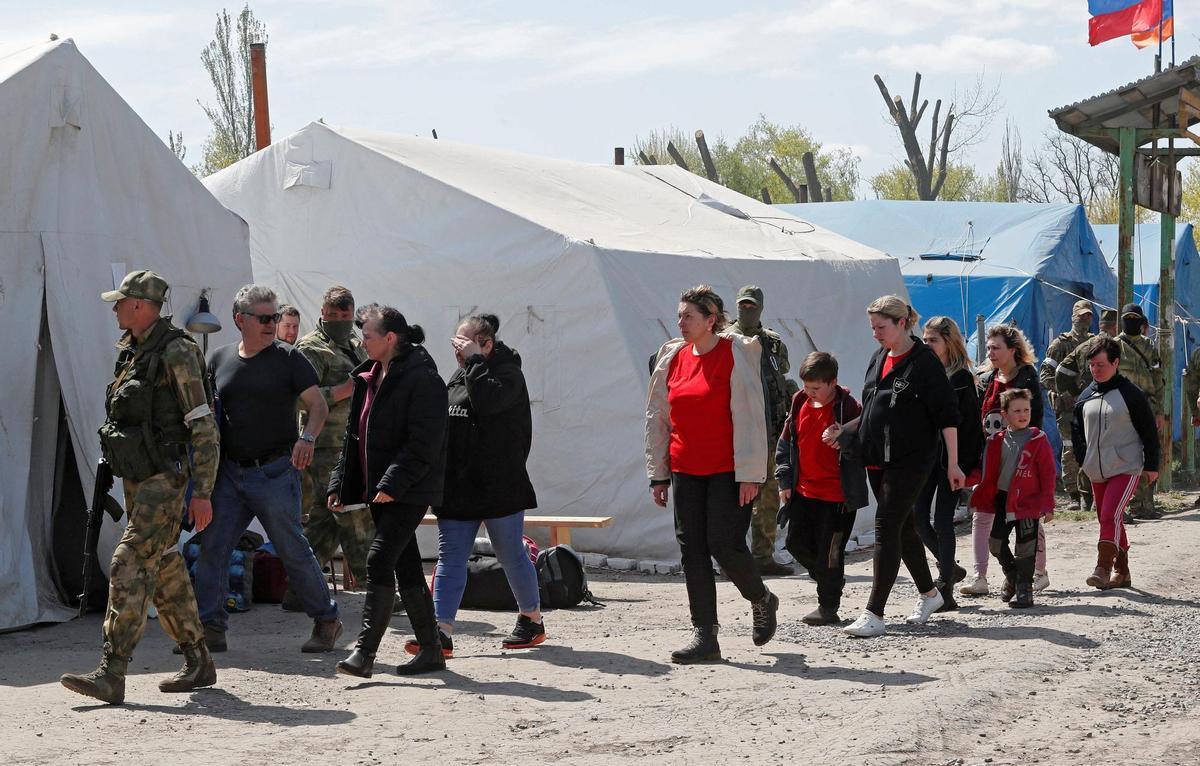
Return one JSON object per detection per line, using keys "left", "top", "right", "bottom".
{"left": 971, "top": 510, "right": 1047, "bottom": 575}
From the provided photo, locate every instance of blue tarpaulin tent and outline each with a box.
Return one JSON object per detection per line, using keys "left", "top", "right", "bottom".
{"left": 1091, "top": 222, "right": 1199, "bottom": 439}
{"left": 779, "top": 200, "right": 1118, "bottom": 459}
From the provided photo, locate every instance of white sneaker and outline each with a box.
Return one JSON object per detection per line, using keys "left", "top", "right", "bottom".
{"left": 960, "top": 574, "right": 989, "bottom": 596}
{"left": 843, "top": 611, "right": 886, "bottom": 638}
{"left": 1032, "top": 571, "right": 1050, "bottom": 592}
{"left": 906, "top": 591, "right": 944, "bottom": 624}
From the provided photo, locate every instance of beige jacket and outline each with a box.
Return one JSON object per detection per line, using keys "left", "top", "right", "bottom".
{"left": 645, "top": 333, "right": 768, "bottom": 484}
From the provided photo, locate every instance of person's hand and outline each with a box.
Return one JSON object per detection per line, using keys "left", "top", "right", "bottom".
{"left": 821, "top": 423, "right": 842, "bottom": 448}
{"left": 188, "top": 498, "right": 213, "bottom": 532}
{"left": 778, "top": 488, "right": 792, "bottom": 505}
{"left": 331, "top": 377, "right": 355, "bottom": 403}
{"left": 372, "top": 490, "right": 395, "bottom": 503}
{"left": 1157, "top": 415, "right": 1169, "bottom": 432}
{"left": 651, "top": 484, "right": 669, "bottom": 507}
{"left": 1044, "top": 511, "right": 1055, "bottom": 523}
{"left": 1144, "top": 471, "right": 1159, "bottom": 485}
{"left": 451, "top": 334, "right": 482, "bottom": 361}
{"left": 292, "top": 439, "right": 315, "bottom": 470}
{"left": 947, "top": 464, "right": 966, "bottom": 491}
{"left": 738, "top": 482, "right": 759, "bottom": 507}
{"left": 327, "top": 493, "right": 342, "bottom": 512}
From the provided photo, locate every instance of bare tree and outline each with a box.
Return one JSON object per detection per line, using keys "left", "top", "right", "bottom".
{"left": 195, "top": 5, "right": 267, "bottom": 177}
{"left": 167, "top": 130, "right": 187, "bottom": 163}
{"left": 1021, "top": 131, "right": 1119, "bottom": 220}
{"left": 874, "top": 72, "right": 1000, "bottom": 200}
{"left": 994, "top": 120, "right": 1023, "bottom": 203}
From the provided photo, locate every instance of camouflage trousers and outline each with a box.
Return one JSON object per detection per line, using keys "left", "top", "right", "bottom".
{"left": 103, "top": 471, "right": 203, "bottom": 660}
{"left": 300, "top": 448, "right": 374, "bottom": 583}
{"left": 751, "top": 452, "right": 781, "bottom": 562}
{"left": 1056, "top": 411, "right": 1090, "bottom": 498}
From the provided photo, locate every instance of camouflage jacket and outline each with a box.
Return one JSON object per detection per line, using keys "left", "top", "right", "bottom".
{"left": 1185, "top": 347, "right": 1200, "bottom": 413}
{"left": 732, "top": 321, "right": 790, "bottom": 439}
{"left": 1115, "top": 332, "right": 1164, "bottom": 411}
{"left": 1040, "top": 328, "right": 1092, "bottom": 411}
{"left": 296, "top": 325, "right": 367, "bottom": 451}
{"left": 1055, "top": 333, "right": 1108, "bottom": 399}
{"left": 110, "top": 318, "right": 219, "bottom": 497}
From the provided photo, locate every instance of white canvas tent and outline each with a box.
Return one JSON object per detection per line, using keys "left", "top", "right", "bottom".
{"left": 204, "top": 122, "right": 905, "bottom": 559}
{"left": 0, "top": 39, "right": 253, "bottom": 631}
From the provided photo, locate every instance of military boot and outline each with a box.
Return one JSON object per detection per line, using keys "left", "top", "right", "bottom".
{"left": 60, "top": 644, "right": 129, "bottom": 705}
{"left": 159, "top": 639, "right": 217, "bottom": 693}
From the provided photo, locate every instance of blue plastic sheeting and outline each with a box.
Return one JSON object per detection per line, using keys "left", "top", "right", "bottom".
{"left": 1091, "top": 222, "right": 1199, "bottom": 439}
{"left": 779, "top": 200, "right": 1119, "bottom": 463}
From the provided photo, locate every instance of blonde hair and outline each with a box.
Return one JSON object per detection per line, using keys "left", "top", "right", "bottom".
{"left": 680, "top": 285, "right": 728, "bottom": 333}
{"left": 866, "top": 294, "right": 919, "bottom": 331}
{"left": 924, "top": 315, "right": 975, "bottom": 381}
{"left": 985, "top": 323, "right": 1037, "bottom": 369}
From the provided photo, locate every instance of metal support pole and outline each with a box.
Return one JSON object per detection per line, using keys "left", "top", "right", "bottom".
{"left": 1118, "top": 127, "right": 1136, "bottom": 309}
{"left": 976, "top": 314, "right": 986, "bottom": 365}
{"left": 250, "top": 42, "right": 270, "bottom": 151}
{"left": 1159, "top": 213, "right": 1176, "bottom": 489}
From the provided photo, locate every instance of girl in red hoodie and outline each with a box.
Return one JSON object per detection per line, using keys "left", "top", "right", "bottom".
{"left": 969, "top": 388, "right": 1056, "bottom": 608}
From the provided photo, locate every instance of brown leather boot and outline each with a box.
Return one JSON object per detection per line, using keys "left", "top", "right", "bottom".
{"left": 1086, "top": 541, "right": 1118, "bottom": 589}
{"left": 160, "top": 639, "right": 217, "bottom": 692}
{"left": 1108, "top": 548, "right": 1132, "bottom": 589}
{"left": 60, "top": 644, "right": 129, "bottom": 705}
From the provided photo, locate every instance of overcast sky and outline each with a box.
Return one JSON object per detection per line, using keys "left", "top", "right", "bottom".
{"left": 4, "top": 0, "right": 1188, "bottom": 190}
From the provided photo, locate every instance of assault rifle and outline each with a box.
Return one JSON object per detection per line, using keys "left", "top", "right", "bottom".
{"left": 79, "top": 458, "right": 118, "bottom": 617}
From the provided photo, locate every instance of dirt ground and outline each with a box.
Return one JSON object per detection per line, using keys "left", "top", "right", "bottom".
{"left": 4, "top": 491, "right": 1200, "bottom": 766}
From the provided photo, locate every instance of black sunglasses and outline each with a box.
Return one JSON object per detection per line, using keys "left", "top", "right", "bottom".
{"left": 242, "top": 311, "right": 281, "bottom": 325}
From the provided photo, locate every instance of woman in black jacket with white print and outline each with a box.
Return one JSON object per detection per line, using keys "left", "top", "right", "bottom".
{"left": 827, "top": 296, "right": 962, "bottom": 638}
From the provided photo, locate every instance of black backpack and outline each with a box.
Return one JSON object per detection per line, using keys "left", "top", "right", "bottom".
{"left": 536, "top": 545, "right": 603, "bottom": 608}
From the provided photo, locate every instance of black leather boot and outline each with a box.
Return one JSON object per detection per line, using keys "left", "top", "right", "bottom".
{"left": 396, "top": 586, "right": 446, "bottom": 675}
{"left": 336, "top": 584, "right": 394, "bottom": 678}
{"left": 671, "top": 624, "right": 721, "bottom": 664}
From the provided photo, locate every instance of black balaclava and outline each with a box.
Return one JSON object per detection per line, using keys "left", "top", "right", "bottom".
{"left": 1122, "top": 317, "right": 1143, "bottom": 336}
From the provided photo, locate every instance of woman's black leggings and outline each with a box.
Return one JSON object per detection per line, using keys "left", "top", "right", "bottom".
{"left": 913, "top": 466, "right": 959, "bottom": 586}
{"left": 866, "top": 465, "right": 936, "bottom": 616}
{"left": 365, "top": 502, "right": 429, "bottom": 591}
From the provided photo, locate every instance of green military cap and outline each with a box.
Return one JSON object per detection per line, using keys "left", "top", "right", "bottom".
{"left": 101, "top": 270, "right": 169, "bottom": 303}
{"left": 1072, "top": 299, "right": 1094, "bottom": 318}
{"left": 1100, "top": 309, "right": 1118, "bottom": 322}
{"left": 736, "top": 285, "right": 764, "bottom": 306}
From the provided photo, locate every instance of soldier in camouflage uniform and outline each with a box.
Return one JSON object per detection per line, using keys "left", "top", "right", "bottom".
{"left": 1116, "top": 304, "right": 1166, "bottom": 518}
{"left": 732, "top": 285, "right": 794, "bottom": 576}
{"left": 1056, "top": 309, "right": 1119, "bottom": 513}
{"left": 294, "top": 287, "right": 372, "bottom": 593}
{"left": 1041, "top": 300, "right": 1094, "bottom": 510}
{"left": 61, "top": 271, "right": 219, "bottom": 705}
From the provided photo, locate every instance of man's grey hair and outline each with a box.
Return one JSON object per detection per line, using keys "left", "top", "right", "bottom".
{"left": 232, "top": 284, "right": 278, "bottom": 318}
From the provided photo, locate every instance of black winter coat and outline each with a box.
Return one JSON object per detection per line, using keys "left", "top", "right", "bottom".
{"left": 435, "top": 342, "right": 537, "bottom": 520}
{"left": 328, "top": 344, "right": 448, "bottom": 508}
{"left": 853, "top": 338, "right": 959, "bottom": 470}
{"left": 950, "top": 367, "right": 984, "bottom": 474}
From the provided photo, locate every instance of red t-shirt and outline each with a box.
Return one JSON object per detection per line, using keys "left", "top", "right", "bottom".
{"left": 667, "top": 337, "right": 735, "bottom": 476}
{"left": 880, "top": 347, "right": 912, "bottom": 380}
{"left": 796, "top": 398, "right": 843, "bottom": 502}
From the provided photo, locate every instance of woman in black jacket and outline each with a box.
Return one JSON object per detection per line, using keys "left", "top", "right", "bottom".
{"left": 328, "top": 305, "right": 448, "bottom": 678}
{"left": 914, "top": 316, "right": 983, "bottom": 611}
{"left": 409, "top": 314, "right": 544, "bottom": 657}
{"left": 828, "top": 296, "right": 963, "bottom": 638}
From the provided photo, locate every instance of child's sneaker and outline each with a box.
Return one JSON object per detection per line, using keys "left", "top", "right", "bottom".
{"left": 1032, "top": 571, "right": 1050, "bottom": 592}
{"left": 905, "top": 591, "right": 944, "bottom": 624}
{"left": 960, "top": 575, "right": 989, "bottom": 596}
{"left": 844, "top": 611, "right": 886, "bottom": 638}
{"left": 502, "top": 615, "right": 546, "bottom": 649}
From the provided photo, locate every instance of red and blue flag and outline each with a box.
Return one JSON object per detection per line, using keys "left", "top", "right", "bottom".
{"left": 1088, "top": 0, "right": 1174, "bottom": 48}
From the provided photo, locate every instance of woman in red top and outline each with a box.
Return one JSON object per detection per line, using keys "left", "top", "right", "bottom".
{"left": 646, "top": 285, "right": 775, "bottom": 664}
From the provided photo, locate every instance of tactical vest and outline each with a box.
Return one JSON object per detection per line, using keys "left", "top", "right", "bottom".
{"left": 98, "top": 320, "right": 196, "bottom": 481}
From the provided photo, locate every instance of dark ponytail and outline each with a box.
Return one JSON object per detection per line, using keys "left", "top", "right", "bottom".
{"left": 361, "top": 304, "right": 425, "bottom": 347}
{"left": 459, "top": 313, "right": 500, "bottom": 342}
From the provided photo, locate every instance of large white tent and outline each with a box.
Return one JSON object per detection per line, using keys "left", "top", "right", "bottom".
{"left": 204, "top": 122, "right": 905, "bottom": 559}
{"left": 0, "top": 39, "right": 253, "bottom": 631}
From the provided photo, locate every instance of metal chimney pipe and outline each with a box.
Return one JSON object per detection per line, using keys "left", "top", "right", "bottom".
{"left": 250, "top": 42, "right": 270, "bottom": 151}
{"left": 614, "top": 147, "right": 625, "bottom": 165}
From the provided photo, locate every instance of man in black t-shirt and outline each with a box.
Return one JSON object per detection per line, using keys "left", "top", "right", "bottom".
{"left": 194, "top": 284, "right": 343, "bottom": 654}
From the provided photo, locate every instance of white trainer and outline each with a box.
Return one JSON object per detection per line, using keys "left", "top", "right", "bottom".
{"left": 906, "top": 591, "right": 944, "bottom": 624}
{"left": 1032, "top": 571, "right": 1050, "bottom": 592}
{"left": 959, "top": 574, "right": 989, "bottom": 596}
{"left": 843, "top": 611, "right": 886, "bottom": 638}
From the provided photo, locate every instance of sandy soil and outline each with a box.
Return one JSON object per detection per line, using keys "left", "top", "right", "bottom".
{"left": 4, "top": 492, "right": 1199, "bottom": 766}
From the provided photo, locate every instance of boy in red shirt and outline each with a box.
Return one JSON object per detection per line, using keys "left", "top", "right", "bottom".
{"left": 774, "top": 352, "right": 868, "bottom": 625}
{"left": 969, "top": 388, "right": 1056, "bottom": 608}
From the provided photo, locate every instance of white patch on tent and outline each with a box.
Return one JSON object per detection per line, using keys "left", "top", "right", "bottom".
{"left": 283, "top": 159, "right": 332, "bottom": 190}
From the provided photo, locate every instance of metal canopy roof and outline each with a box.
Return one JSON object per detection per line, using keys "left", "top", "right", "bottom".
{"left": 1049, "top": 56, "right": 1200, "bottom": 154}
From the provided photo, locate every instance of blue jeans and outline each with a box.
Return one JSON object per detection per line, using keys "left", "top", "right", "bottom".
{"left": 196, "top": 456, "right": 338, "bottom": 631}
{"left": 433, "top": 511, "right": 540, "bottom": 625}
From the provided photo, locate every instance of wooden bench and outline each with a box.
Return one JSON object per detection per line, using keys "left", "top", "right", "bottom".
{"left": 421, "top": 513, "right": 613, "bottom": 547}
